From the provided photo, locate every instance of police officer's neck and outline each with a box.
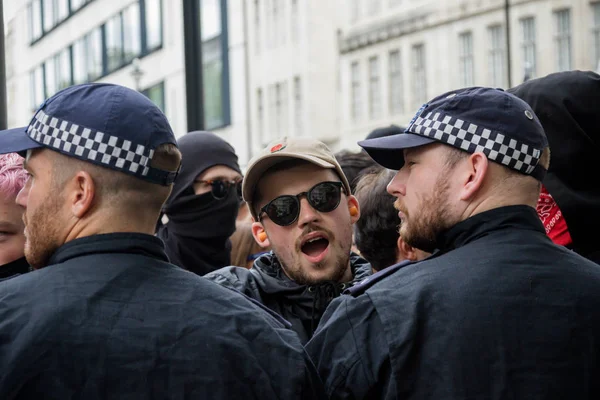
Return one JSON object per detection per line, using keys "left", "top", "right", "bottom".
{"left": 64, "top": 209, "right": 157, "bottom": 243}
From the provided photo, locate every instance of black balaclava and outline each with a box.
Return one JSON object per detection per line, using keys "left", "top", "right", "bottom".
{"left": 157, "top": 131, "right": 241, "bottom": 275}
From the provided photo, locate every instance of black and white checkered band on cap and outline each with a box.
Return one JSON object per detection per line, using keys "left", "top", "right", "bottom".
{"left": 408, "top": 110, "right": 546, "bottom": 181}
{"left": 27, "top": 109, "right": 178, "bottom": 185}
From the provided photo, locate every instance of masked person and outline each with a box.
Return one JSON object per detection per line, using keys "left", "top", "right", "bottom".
{"left": 509, "top": 70, "right": 600, "bottom": 264}
{"left": 0, "top": 84, "right": 325, "bottom": 399}
{"left": 0, "top": 153, "right": 30, "bottom": 280}
{"left": 206, "top": 137, "right": 371, "bottom": 344}
{"left": 157, "top": 131, "right": 242, "bottom": 275}
{"left": 306, "top": 87, "right": 600, "bottom": 399}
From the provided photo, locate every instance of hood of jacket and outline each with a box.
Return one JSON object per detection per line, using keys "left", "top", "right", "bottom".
{"left": 509, "top": 71, "right": 600, "bottom": 263}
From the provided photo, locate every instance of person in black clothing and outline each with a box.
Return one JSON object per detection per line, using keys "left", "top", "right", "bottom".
{"left": 0, "top": 153, "right": 30, "bottom": 280}
{"left": 509, "top": 70, "right": 600, "bottom": 264}
{"left": 307, "top": 87, "right": 600, "bottom": 399}
{"left": 0, "top": 83, "right": 325, "bottom": 399}
{"left": 157, "top": 131, "right": 242, "bottom": 275}
{"left": 206, "top": 137, "right": 371, "bottom": 343}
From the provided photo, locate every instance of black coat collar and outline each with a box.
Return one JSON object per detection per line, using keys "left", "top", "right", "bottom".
{"left": 48, "top": 233, "right": 169, "bottom": 265}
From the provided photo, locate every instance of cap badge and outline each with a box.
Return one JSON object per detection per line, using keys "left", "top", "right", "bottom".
{"left": 270, "top": 143, "right": 286, "bottom": 153}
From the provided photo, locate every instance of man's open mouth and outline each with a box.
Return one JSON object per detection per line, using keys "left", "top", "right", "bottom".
{"left": 300, "top": 232, "right": 330, "bottom": 261}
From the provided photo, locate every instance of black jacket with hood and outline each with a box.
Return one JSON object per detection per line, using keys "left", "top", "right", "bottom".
{"left": 156, "top": 131, "right": 242, "bottom": 275}
{"left": 509, "top": 71, "right": 600, "bottom": 263}
{"left": 205, "top": 252, "right": 371, "bottom": 344}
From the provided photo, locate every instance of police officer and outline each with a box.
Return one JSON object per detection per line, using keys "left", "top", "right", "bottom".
{"left": 306, "top": 87, "right": 600, "bottom": 399}
{"left": 0, "top": 83, "right": 324, "bottom": 399}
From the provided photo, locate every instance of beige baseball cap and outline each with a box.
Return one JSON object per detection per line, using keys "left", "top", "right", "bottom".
{"left": 243, "top": 136, "right": 352, "bottom": 219}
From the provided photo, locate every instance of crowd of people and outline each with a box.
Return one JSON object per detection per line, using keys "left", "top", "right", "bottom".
{"left": 0, "top": 69, "right": 598, "bottom": 399}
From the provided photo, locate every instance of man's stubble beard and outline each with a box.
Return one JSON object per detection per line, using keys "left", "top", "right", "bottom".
{"left": 24, "top": 194, "right": 64, "bottom": 269}
{"left": 395, "top": 171, "right": 458, "bottom": 254}
{"left": 272, "top": 224, "right": 353, "bottom": 285}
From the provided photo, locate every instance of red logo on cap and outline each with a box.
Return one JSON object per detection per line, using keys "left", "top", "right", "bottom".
{"left": 270, "top": 144, "right": 286, "bottom": 153}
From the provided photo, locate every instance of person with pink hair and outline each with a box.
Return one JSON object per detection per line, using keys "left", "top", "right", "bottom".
{"left": 0, "top": 153, "right": 29, "bottom": 279}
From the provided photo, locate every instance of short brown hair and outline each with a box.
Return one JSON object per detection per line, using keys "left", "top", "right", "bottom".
{"left": 51, "top": 143, "right": 181, "bottom": 214}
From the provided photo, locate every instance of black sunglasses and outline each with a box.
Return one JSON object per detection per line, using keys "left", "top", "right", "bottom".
{"left": 197, "top": 179, "right": 242, "bottom": 200}
{"left": 258, "top": 181, "right": 346, "bottom": 226}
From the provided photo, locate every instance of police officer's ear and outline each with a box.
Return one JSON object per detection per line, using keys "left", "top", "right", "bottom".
{"left": 67, "top": 170, "right": 96, "bottom": 219}
{"left": 459, "top": 152, "right": 489, "bottom": 201}
{"left": 346, "top": 195, "right": 360, "bottom": 224}
{"left": 251, "top": 221, "right": 271, "bottom": 248}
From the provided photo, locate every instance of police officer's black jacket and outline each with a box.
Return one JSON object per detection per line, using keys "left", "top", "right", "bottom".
{"left": 205, "top": 252, "right": 371, "bottom": 344}
{"left": 306, "top": 206, "right": 600, "bottom": 399}
{"left": 0, "top": 233, "right": 326, "bottom": 399}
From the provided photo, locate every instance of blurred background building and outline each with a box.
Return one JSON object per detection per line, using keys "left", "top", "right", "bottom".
{"left": 3, "top": 0, "right": 599, "bottom": 164}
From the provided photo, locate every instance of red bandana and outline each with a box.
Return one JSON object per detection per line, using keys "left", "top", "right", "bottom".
{"left": 536, "top": 185, "right": 572, "bottom": 247}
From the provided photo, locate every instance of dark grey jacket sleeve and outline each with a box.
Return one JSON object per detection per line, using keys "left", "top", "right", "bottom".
{"left": 305, "top": 294, "right": 393, "bottom": 399}
{"left": 204, "top": 267, "right": 262, "bottom": 301}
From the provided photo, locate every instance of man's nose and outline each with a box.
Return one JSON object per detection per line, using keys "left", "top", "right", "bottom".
{"left": 297, "top": 197, "right": 320, "bottom": 227}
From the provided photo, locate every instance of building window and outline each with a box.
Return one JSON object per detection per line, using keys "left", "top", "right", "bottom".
{"left": 268, "top": 84, "right": 276, "bottom": 141}
{"left": 145, "top": 0, "right": 163, "bottom": 51}
{"left": 368, "top": 0, "right": 381, "bottom": 16}
{"left": 412, "top": 44, "right": 427, "bottom": 108}
{"left": 269, "top": 0, "right": 278, "bottom": 48}
{"left": 254, "top": 0, "right": 261, "bottom": 53}
{"left": 488, "top": 25, "right": 506, "bottom": 87}
{"left": 43, "top": 49, "right": 71, "bottom": 99}
{"left": 293, "top": 76, "right": 302, "bottom": 135}
{"left": 42, "top": 0, "right": 55, "bottom": 33}
{"left": 459, "top": 31, "right": 474, "bottom": 87}
{"left": 86, "top": 28, "right": 103, "bottom": 81}
{"left": 281, "top": 81, "right": 289, "bottom": 134}
{"left": 201, "top": 0, "right": 230, "bottom": 129}
{"left": 592, "top": 4, "right": 600, "bottom": 70}
{"left": 351, "top": 61, "right": 361, "bottom": 121}
{"left": 554, "top": 9, "right": 571, "bottom": 72}
{"left": 105, "top": 14, "right": 124, "bottom": 71}
{"left": 142, "top": 82, "right": 165, "bottom": 111}
{"left": 56, "top": 48, "right": 72, "bottom": 90}
{"left": 389, "top": 50, "right": 403, "bottom": 115}
{"left": 350, "top": 0, "right": 360, "bottom": 23}
{"left": 30, "top": 66, "right": 44, "bottom": 110}
{"left": 275, "top": 83, "right": 282, "bottom": 137}
{"left": 28, "top": 0, "right": 43, "bottom": 42}
{"left": 520, "top": 17, "right": 536, "bottom": 79}
{"left": 72, "top": 28, "right": 102, "bottom": 83}
{"left": 368, "top": 56, "right": 381, "bottom": 119}
{"left": 44, "top": 59, "right": 57, "bottom": 99}
{"left": 257, "top": 88, "right": 265, "bottom": 142}
{"left": 41, "top": 0, "right": 70, "bottom": 34}
{"left": 57, "top": 0, "right": 69, "bottom": 22}
{"left": 291, "top": 0, "right": 299, "bottom": 43}
{"left": 123, "top": 2, "right": 142, "bottom": 63}
{"left": 71, "top": 0, "right": 87, "bottom": 12}
{"left": 72, "top": 37, "right": 87, "bottom": 84}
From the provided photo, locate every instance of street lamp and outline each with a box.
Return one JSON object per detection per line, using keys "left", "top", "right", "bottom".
{"left": 130, "top": 58, "right": 145, "bottom": 91}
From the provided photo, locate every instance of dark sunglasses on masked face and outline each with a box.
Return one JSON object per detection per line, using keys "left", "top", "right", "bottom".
{"left": 196, "top": 178, "right": 243, "bottom": 201}
{"left": 257, "top": 181, "right": 347, "bottom": 226}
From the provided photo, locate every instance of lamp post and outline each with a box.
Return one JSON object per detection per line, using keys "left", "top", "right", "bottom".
{"left": 130, "top": 58, "right": 144, "bottom": 91}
